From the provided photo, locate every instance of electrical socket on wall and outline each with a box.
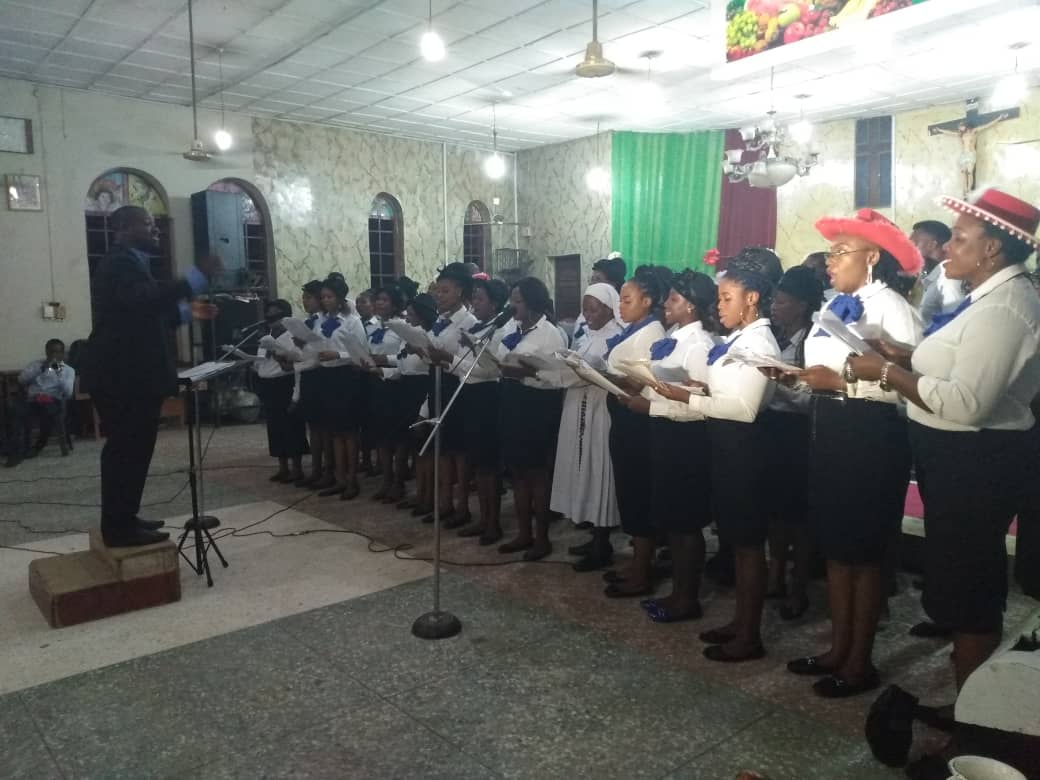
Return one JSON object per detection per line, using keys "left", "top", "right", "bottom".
{"left": 42, "top": 302, "right": 66, "bottom": 320}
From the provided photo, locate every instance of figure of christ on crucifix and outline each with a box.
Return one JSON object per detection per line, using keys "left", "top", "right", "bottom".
{"left": 929, "top": 98, "right": 1020, "bottom": 197}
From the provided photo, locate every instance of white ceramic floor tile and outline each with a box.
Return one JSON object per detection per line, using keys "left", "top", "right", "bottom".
{"left": 0, "top": 501, "right": 430, "bottom": 695}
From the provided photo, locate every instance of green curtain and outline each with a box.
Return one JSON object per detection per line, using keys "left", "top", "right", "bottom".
{"left": 611, "top": 130, "right": 725, "bottom": 273}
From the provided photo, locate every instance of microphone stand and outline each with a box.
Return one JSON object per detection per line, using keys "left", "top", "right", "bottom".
{"left": 411, "top": 320, "right": 507, "bottom": 641}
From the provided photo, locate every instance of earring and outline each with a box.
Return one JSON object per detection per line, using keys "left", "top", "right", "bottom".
{"left": 687, "top": 306, "right": 694, "bottom": 314}
{"left": 866, "top": 263, "right": 874, "bottom": 285}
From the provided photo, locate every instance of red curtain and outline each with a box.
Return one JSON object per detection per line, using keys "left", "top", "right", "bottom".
{"left": 716, "top": 129, "right": 777, "bottom": 270}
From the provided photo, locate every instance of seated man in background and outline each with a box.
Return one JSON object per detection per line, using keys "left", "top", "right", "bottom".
{"left": 5, "top": 338, "right": 75, "bottom": 467}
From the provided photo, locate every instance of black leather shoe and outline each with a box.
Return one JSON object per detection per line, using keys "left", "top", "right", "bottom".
{"left": 813, "top": 670, "right": 880, "bottom": 699}
{"left": 703, "top": 643, "right": 765, "bottom": 663}
{"left": 908, "top": 621, "right": 954, "bottom": 639}
{"left": 786, "top": 655, "right": 837, "bottom": 676}
{"left": 135, "top": 516, "right": 166, "bottom": 531}
{"left": 568, "top": 540, "right": 594, "bottom": 556}
{"left": 102, "top": 528, "right": 170, "bottom": 547}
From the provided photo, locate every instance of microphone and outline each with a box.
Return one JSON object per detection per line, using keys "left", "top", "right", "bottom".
{"left": 491, "top": 306, "right": 515, "bottom": 329}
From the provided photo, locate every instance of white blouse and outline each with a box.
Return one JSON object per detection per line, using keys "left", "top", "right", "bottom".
{"left": 769, "top": 327, "right": 810, "bottom": 415}
{"left": 606, "top": 318, "right": 667, "bottom": 376}
{"left": 458, "top": 318, "right": 506, "bottom": 385}
{"left": 255, "top": 331, "right": 298, "bottom": 379}
{"left": 911, "top": 264, "right": 1040, "bottom": 432}
{"left": 647, "top": 321, "right": 718, "bottom": 422}
{"left": 428, "top": 305, "right": 478, "bottom": 375}
{"left": 321, "top": 311, "right": 369, "bottom": 368}
{"left": 562, "top": 319, "right": 623, "bottom": 388}
{"left": 686, "top": 318, "right": 779, "bottom": 423}
{"left": 804, "top": 280, "right": 922, "bottom": 404}
{"left": 496, "top": 315, "right": 567, "bottom": 389}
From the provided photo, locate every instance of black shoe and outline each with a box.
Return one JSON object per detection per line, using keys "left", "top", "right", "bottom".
{"left": 523, "top": 542, "right": 552, "bottom": 562}
{"left": 786, "top": 655, "right": 837, "bottom": 676}
{"left": 865, "top": 685, "right": 918, "bottom": 768}
{"left": 574, "top": 521, "right": 593, "bottom": 530}
{"left": 703, "top": 643, "right": 765, "bottom": 662}
{"left": 102, "top": 528, "right": 170, "bottom": 547}
{"left": 568, "top": 540, "right": 594, "bottom": 556}
{"left": 699, "top": 627, "right": 737, "bottom": 645}
{"left": 813, "top": 670, "right": 880, "bottom": 699}
{"left": 908, "top": 621, "right": 954, "bottom": 639}
{"left": 135, "top": 516, "right": 166, "bottom": 531}
{"left": 442, "top": 512, "right": 471, "bottom": 530}
{"left": 572, "top": 552, "right": 613, "bottom": 572}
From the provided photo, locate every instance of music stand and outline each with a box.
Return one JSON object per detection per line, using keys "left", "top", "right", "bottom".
{"left": 176, "top": 360, "right": 242, "bottom": 586}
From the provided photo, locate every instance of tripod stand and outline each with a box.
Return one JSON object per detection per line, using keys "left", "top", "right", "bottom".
{"left": 176, "top": 365, "right": 237, "bottom": 586}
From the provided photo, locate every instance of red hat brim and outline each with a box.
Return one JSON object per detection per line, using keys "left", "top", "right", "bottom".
{"left": 815, "top": 212, "right": 923, "bottom": 274}
{"left": 940, "top": 194, "right": 1040, "bottom": 250}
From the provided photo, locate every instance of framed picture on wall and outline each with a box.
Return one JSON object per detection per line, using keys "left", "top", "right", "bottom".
{"left": 0, "top": 116, "right": 33, "bottom": 154}
{"left": 5, "top": 174, "right": 42, "bottom": 211}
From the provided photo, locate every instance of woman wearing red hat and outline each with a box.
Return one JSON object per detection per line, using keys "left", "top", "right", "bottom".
{"left": 850, "top": 189, "right": 1040, "bottom": 696}
{"left": 785, "top": 209, "right": 923, "bottom": 698}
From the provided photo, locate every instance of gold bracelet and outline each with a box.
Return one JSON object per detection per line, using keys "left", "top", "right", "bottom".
{"left": 879, "top": 361, "right": 894, "bottom": 392}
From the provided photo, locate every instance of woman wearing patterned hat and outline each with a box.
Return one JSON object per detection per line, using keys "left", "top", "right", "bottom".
{"left": 785, "top": 209, "right": 923, "bottom": 698}
{"left": 850, "top": 189, "right": 1040, "bottom": 696}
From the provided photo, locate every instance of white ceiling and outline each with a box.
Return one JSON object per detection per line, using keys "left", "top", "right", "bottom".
{"left": 0, "top": 0, "right": 1038, "bottom": 151}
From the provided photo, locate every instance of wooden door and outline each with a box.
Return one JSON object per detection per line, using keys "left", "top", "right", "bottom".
{"left": 552, "top": 254, "right": 582, "bottom": 322}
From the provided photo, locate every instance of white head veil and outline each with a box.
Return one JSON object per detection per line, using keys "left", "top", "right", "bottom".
{"left": 583, "top": 282, "right": 621, "bottom": 324}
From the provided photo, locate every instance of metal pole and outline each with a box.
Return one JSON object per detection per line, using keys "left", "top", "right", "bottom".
{"left": 432, "top": 363, "right": 442, "bottom": 613}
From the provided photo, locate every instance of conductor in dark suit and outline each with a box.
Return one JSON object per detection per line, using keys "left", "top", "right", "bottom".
{"left": 84, "top": 205, "right": 220, "bottom": 547}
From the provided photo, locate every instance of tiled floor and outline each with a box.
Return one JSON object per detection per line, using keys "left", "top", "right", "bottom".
{"left": 1, "top": 424, "right": 1035, "bottom": 779}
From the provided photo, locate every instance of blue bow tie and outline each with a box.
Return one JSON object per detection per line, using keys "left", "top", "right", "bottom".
{"left": 605, "top": 316, "right": 657, "bottom": 355}
{"left": 816, "top": 293, "right": 864, "bottom": 338}
{"left": 370, "top": 327, "right": 387, "bottom": 345}
{"left": 707, "top": 341, "right": 731, "bottom": 366}
{"left": 431, "top": 318, "right": 451, "bottom": 336}
{"left": 320, "top": 317, "right": 341, "bottom": 338}
{"left": 923, "top": 296, "right": 972, "bottom": 337}
{"left": 573, "top": 323, "right": 587, "bottom": 341}
{"left": 650, "top": 337, "right": 677, "bottom": 361}
{"left": 501, "top": 328, "right": 524, "bottom": 351}
{"left": 469, "top": 321, "right": 491, "bottom": 334}
{"left": 304, "top": 314, "right": 318, "bottom": 329}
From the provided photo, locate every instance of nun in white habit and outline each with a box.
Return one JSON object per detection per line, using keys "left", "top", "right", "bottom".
{"left": 551, "top": 283, "right": 624, "bottom": 570}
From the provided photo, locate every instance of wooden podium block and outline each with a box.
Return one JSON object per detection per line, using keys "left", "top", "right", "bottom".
{"left": 28, "top": 536, "right": 181, "bottom": 628}
{"left": 88, "top": 529, "right": 178, "bottom": 581}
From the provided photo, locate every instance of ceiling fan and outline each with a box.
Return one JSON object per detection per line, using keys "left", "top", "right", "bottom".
{"left": 575, "top": 0, "right": 615, "bottom": 78}
{"left": 182, "top": 0, "right": 210, "bottom": 162}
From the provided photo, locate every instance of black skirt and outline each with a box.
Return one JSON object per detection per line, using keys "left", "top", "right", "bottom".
{"left": 708, "top": 418, "right": 769, "bottom": 548}
{"left": 319, "top": 365, "right": 363, "bottom": 433}
{"left": 395, "top": 374, "right": 431, "bottom": 442}
{"left": 367, "top": 374, "right": 403, "bottom": 446}
{"left": 910, "top": 421, "right": 1030, "bottom": 634}
{"left": 650, "top": 417, "right": 711, "bottom": 533}
{"left": 299, "top": 369, "right": 323, "bottom": 425}
{"left": 258, "top": 374, "right": 310, "bottom": 458}
{"left": 498, "top": 380, "right": 562, "bottom": 470}
{"left": 607, "top": 395, "right": 654, "bottom": 538}
{"left": 432, "top": 371, "right": 466, "bottom": 454}
{"left": 461, "top": 381, "right": 501, "bottom": 465}
{"left": 808, "top": 396, "right": 911, "bottom": 565}
{"left": 761, "top": 409, "right": 810, "bottom": 526}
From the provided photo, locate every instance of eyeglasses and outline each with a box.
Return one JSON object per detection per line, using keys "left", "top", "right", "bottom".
{"left": 825, "top": 248, "right": 869, "bottom": 261}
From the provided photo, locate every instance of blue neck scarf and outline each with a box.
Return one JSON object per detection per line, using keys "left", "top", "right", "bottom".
{"left": 320, "top": 317, "right": 341, "bottom": 338}
{"left": 501, "top": 326, "right": 525, "bottom": 351}
{"left": 304, "top": 314, "right": 319, "bottom": 329}
{"left": 431, "top": 317, "right": 451, "bottom": 336}
{"left": 815, "top": 293, "right": 864, "bottom": 338}
{"left": 923, "top": 296, "right": 972, "bottom": 337}
{"left": 370, "top": 327, "right": 388, "bottom": 345}
{"left": 707, "top": 325, "right": 754, "bottom": 366}
{"left": 469, "top": 320, "right": 492, "bottom": 334}
{"left": 605, "top": 315, "right": 657, "bottom": 356}
{"left": 650, "top": 337, "right": 678, "bottom": 361}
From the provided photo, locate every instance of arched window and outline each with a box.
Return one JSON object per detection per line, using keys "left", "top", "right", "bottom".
{"left": 463, "top": 200, "right": 491, "bottom": 271}
{"left": 84, "top": 169, "right": 171, "bottom": 323}
{"left": 206, "top": 179, "right": 275, "bottom": 296}
{"left": 368, "top": 193, "right": 404, "bottom": 289}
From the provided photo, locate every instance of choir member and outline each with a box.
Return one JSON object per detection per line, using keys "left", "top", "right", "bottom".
{"left": 849, "top": 189, "right": 1040, "bottom": 694}
{"left": 316, "top": 275, "right": 369, "bottom": 501}
{"left": 625, "top": 270, "right": 720, "bottom": 621}
{"left": 571, "top": 254, "right": 626, "bottom": 346}
{"left": 424, "top": 263, "right": 477, "bottom": 526}
{"left": 763, "top": 267, "right": 824, "bottom": 620}
{"left": 656, "top": 252, "right": 781, "bottom": 662}
{"left": 367, "top": 285, "right": 406, "bottom": 502}
{"left": 786, "top": 209, "right": 922, "bottom": 697}
{"left": 255, "top": 299, "right": 309, "bottom": 483}
{"left": 456, "top": 277, "right": 511, "bottom": 545}
{"left": 496, "top": 277, "right": 566, "bottom": 560}
{"left": 294, "top": 280, "right": 328, "bottom": 487}
{"left": 602, "top": 267, "right": 667, "bottom": 597}
{"left": 398, "top": 293, "right": 438, "bottom": 516}
{"left": 552, "top": 283, "right": 624, "bottom": 570}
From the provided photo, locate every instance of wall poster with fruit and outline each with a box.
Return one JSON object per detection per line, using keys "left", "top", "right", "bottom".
{"left": 726, "top": 0, "right": 930, "bottom": 61}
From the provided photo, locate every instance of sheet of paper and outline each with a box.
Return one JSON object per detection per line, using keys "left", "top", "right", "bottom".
{"left": 282, "top": 317, "right": 322, "bottom": 344}
{"left": 386, "top": 319, "right": 432, "bottom": 352}
{"left": 615, "top": 358, "right": 690, "bottom": 387}
{"left": 178, "top": 360, "right": 240, "bottom": 383}
{"left": 503, "top": 351, "right": 562, "bottom": 373}
{"left": 813, "top": 311, "right": 871, "bottom": 355}
{"left": 724, "top": 347, "right": 802, "bottom": 374}
{"left": 557, "top": 352, "right": 630, "bottom": 398}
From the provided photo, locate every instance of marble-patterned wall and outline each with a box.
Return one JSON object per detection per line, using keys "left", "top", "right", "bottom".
{"left": 517, "top": 132, "right": 613, "bottom": 292}
{"left": 252, "top": 118, "right": 517, "bottom": 303}
{"left": 776, "top": 88, "right": 1040, "bottom": 265}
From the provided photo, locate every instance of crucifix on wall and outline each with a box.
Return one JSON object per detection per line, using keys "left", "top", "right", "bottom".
{"left": 929, "top": 98, "right": 1019, "bottom": 197}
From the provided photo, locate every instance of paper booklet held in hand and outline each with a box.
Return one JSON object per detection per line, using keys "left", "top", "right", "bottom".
{"left": 556, "top": 351, "right": 630, "bottom": 399}
{"left": 813, "top": 311, "right": 872, "bottom": 355}
{"left": 502, "top": 351, "right": 563, "bottom": 373}
{"left": 386, "top": 319, "right": 432, "bottom": 352}
{"left": 281, "top": 317, "right": 323, "bottom": 344}
{"left": 723, "top": 348, "right": 802, "bottom": 375}
{"left": 616, "top": 358, "right": 689, "bottom": 387}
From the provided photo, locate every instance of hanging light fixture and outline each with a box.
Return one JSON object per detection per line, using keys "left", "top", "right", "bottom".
{"left": 992, "top": 42, "right": 1029, "bottom": 108}
{"left": 420, "top": 0, "right": 445, "bottom": 62}
{"left": 182, "top": 0, "right": 210, "bottom": 162}
{"left": 585, "top": 121, "right": 610, "bottom": 193}
{"left": 789, "top": 94, "right": 813, "bottom": 145}
{"left": 213, "top": 48, "right": 232, "bottom": 151}
{"left": 484, "top": 104, "right": 506, "bottom": 180}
